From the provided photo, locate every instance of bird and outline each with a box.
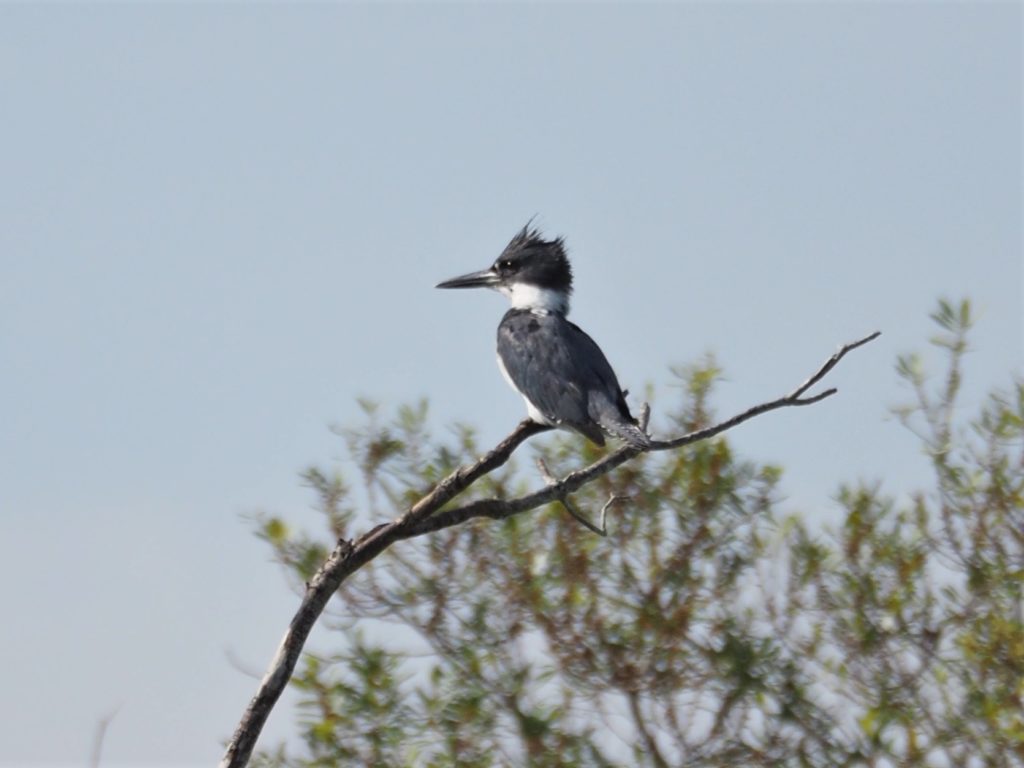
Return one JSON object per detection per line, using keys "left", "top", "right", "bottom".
{"left": 436, "top": 224, "right": 651, "bottom": 449}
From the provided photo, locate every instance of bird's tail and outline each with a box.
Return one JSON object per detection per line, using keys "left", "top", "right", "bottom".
{"left": 603, "top": 417, "right": 652, "bottom": 450}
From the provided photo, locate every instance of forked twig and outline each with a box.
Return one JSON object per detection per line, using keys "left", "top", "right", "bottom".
{"left": 537, "top": 458, "right": 628, "bottom": 536}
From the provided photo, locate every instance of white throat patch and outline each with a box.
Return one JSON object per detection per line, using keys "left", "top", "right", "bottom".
{"left": 499, "top": 283, "right": 569, "bottom": 314}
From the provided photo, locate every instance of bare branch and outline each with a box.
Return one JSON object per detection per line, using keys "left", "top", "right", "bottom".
{"left": 535, "top": 457, "right": 558, "bottom": 486}
{"left": 90, "top": 706, "right": 119, "bottom": 768}
{"left": 220, "top": 419, "right": 549, "bottom": 768}
{"left": 788, "top": 330, "right": 881, "bottom": 400}
{"left": 537, "top": 457, "right": 609, "bottom": 535}
{"left": 564, "top": 501, "right": 607, "bottom": 535}
{"left": 651, "top": 331, "right": 881, "bottom": 450}
{"left": 220, "top": 332, "right": 879, "bottom": 766}
{"left": 628, "top": 691, "right": 671, "bottom": 768}
{"left": 638, "top": 402, "right": 651, "bottom": 432}
{"left": 600, "top": 494, "right": 630, "bottom": 529}
{"left": 410, "top": 331, "right": 881, "bottom": 536}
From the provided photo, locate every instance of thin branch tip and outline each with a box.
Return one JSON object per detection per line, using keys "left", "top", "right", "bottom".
{"left": 563, "top": 501, "right": 608, "bottom": 536}
{"left": 798, "top": 386, "right": 838, "bottom": 402}
{"left": 839, "top": 330, "right": 882, "bottom": 355}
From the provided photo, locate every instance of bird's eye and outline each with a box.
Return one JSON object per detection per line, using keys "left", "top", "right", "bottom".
{"left": 498, "top": 259, "right": 513, "bottom": 271}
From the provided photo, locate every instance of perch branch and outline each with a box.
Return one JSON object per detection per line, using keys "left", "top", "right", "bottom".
{"left": 409, "top": 331, "right": 881, "bottom": 536}
{"left": 220, "top": 331, "right": 879, "bottom": 767}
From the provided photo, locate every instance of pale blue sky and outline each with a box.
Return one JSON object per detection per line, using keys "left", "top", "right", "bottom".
{"left": 1, "top": 4, "right": 1020, "bottom": 766}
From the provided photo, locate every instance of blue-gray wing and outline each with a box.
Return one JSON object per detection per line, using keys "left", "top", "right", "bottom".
{"left": 496, "top": 310, "right": 630, "bottom": 445}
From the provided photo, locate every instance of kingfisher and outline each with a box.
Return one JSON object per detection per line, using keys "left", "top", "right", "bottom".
{"left": 436, "top": 224, "right": 651, "bottom": 449}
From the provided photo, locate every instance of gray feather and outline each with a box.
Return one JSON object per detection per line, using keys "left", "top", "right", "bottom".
{"left": 496, "top": 309, "right": 647, "bottom": 447}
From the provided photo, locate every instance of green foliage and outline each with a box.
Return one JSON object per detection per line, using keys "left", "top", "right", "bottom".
{"left": 255, "top": 299, "right": 1023, "bottom": 766}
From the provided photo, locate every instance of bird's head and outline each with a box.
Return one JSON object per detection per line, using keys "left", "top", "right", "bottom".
{"left": 436, "top": 224, "right": 573, "bottom": 315}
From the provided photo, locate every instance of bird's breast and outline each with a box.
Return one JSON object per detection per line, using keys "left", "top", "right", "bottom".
{"left": 495, "top": 352, "right": 555, "bottom": 426}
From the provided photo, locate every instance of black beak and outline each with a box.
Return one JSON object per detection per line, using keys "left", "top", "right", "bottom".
{"left": 435, "top": 267, "right": 500, "bottom": 290}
